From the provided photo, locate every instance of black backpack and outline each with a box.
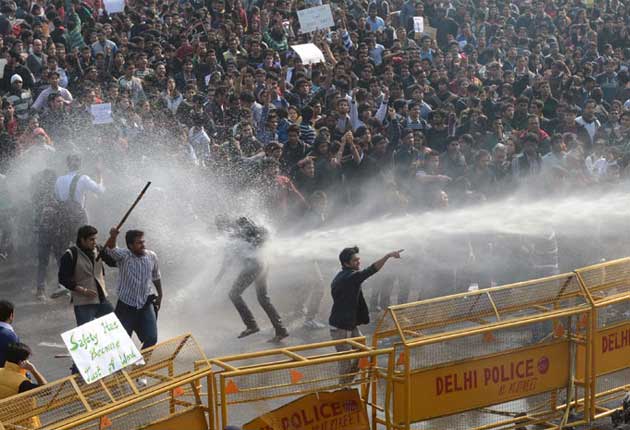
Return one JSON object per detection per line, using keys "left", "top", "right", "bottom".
{"left": 57, "top": 174, "right": 87, "bottom": 226}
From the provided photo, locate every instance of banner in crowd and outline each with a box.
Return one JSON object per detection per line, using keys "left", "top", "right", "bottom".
{"left": 291, "top": 44, "right": 325, "bottom": 65}
{"left": 297, "top": 4, "right": 334, "bottom": 34}
{"left": 61, "top": 313, "right": 143, "bottom": 384}
{"left": 243, "top": 389, "right": 369, "bottom": 430}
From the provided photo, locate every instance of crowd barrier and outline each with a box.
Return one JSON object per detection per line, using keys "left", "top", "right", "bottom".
{"left": 208, "top": 338, "right": 394, "bottom": 430}
{"left": 0, "top": 334, "right": 213, "bottom": 430}
{"left": 372, "top": 272, "right": 592, "bottom": 430}
{"left": 4, "top": 258, "right": 630, "bottom": 430}
{"left": 574, "top": 257, "right": 630, "bottom": 422}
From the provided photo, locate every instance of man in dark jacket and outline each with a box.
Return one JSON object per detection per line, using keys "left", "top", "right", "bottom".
{"left": 329, "top": 246, "right": 403, "bottom": 383}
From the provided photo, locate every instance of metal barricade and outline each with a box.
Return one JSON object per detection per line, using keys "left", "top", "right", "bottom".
{"left": 209, "top": 337, "right": 394, "bottom": 429}
{"left": 373, "top": 272, "right": 592, "bottom": 430}
{"left": 574, "top": 257, "right": 630, "bottom": 422}
{"left": 0, "top": 334, "right": 212, "bottom": 430}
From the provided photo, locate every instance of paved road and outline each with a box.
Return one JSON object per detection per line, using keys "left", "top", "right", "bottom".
{"left": 0, "top": 256, "right": 623, "bottom": 429}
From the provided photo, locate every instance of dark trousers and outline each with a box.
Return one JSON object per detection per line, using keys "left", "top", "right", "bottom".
{"left": 115, "top": 298, "right": 158, "bottom": 350}
{"left": 74, "top": 301, "right": 115, "bottom": 326}
{"left": 36, "top": 231, "right": 63, "bottom": 290}
{"left": 229, "top": 258, "right": 285, "bottom": 334}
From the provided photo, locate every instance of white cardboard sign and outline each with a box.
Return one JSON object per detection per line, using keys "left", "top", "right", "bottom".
{"left": 61, "top": 313, "right": 143, "bottom": 384}
{"left": 290, "top": 43, "right": 325, "bottom": 65}
{"left": 413, "top": 16, "right": 424, "bottom": 34}
{"left": 91, "top": 103, "right": 113, "bottom": 125}
{"left": 297, "top": 4, "right": 334, "bottom": 34}
{"left": 104, "top": 0, "right": 125, "bottom": 14}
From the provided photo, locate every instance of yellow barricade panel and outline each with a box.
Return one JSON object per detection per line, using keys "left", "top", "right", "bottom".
{"left": 394, "top": 341, "right": 570, "bottom": 423}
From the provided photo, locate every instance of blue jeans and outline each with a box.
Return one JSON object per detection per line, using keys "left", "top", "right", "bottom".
{"left": 73, "top": 301, "right": 115, "bottom": 326}
{"left": 115, "top": 297, "right": 158, "bottom": 350}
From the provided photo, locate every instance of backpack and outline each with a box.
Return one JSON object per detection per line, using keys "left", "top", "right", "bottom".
{"left": 57, "top": 174, "right": 87, "bottom": 226}
{"left": 235, "top": 217, "right": 268, "bottom": 248}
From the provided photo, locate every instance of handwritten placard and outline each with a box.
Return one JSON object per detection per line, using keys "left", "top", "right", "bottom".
{"left": 90, "top": 103, "right": 113, "bottom": 125}
{"left": 61, "top": 313, "right": 143, "bottom": 384}
{"left": 104, "top": 0, "right": 125, "bottom": 14}
{"left": 297, "top": 4, "right": 334, "bottom": 33}
{"left": 413, "top": 16, "right": 424, "bottom": 34}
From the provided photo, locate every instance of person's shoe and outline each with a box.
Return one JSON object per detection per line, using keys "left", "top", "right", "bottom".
{"left": 0, "top": 252, "right": 7, "bottom": 261}
{"left": 50, "top": 285, "right": 69, "bottom": 299}
{"left": 36, "top": 290, "right": 47, "bottom": 302}
{"left": 303, "top": 319, "right": 327, "bottom": 330}
{"left": 136, "top": 377, "right": 148, "bottom": 388}
{"left": 237, "top": 327, "right": 260, "bottom": 338}
{"left": 268, "top": 329, "right": 289, "bottom": 343}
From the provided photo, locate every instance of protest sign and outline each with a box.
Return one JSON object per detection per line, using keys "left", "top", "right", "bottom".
{"left": 413, "top": 16, "right": 424, "bottom": 34}
{"left": 423, "top": 25, "right": 437, "bottom": 40}
{"left": 91, "top": 103, "right": 113, "bottom": 125}
{"left": 291, "top": 44, "right": 325, "bottom": 65}
{"left": 297, "top": 4, "right": 334, "bottom": 33}
{"left": 61, "top": 313, "right": 143, "bottom": 384}
{"left": 104, "top": 0, "right": 125, "bottom": 14}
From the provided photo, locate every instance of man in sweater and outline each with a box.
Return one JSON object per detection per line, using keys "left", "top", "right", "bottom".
{"left": 58, "top": 225, "right": 118, "bottom": 326}
{"left": 329, "top": 246, "right": 403, "bottom": 382}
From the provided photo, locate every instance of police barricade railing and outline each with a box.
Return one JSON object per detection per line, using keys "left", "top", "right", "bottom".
{"left": 209, "top": 337, "right": 395, "bottom": 430}
{"left": 0, "top": 334, "right": 211, "bottom": 430}
{"left": 372, "top": 272, "right": 592, "bottom": 430}
{"left": 573, "top": 258, "right": 630, "bottom": 422}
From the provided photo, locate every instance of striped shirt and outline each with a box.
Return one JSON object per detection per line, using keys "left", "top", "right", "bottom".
{"left": 105, "top": 247, "right": 161, "bottom": 309}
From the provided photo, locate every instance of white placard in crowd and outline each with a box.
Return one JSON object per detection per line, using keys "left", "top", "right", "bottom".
{"left": 291, "top": 44, "right": 326, "bottom": 65}
{"left": 61, "top": 313, "right": 143, "bottom": 384}
{"left": 104, "top": 0, "right": 125, "bottom": 14}
{"left": 91, "top": 103, "right": 113, "bottom": 125}
{"left": 413, "top": 16, "right": 424, "bottom": 34}
{"left": 297, "top": 4, "right": 334, "bottom": 34}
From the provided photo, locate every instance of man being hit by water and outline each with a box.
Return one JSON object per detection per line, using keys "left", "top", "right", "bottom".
{"left": 214, "top": 215, "right": 289, "bottom": 343}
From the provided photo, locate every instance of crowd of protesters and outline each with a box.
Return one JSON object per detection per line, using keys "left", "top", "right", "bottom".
{"left": 0, "top": 0, "right": 629, "bottom": 319}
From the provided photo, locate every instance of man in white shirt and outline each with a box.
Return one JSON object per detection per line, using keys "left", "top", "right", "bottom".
{"left": 54, "top": 154, "right": 105, "bottom": 208}
{"left": 31, "top": 71, "right": 73, "bottom": 111}
{"left": 51, "top": 154, "right": 105, "bottom": 298}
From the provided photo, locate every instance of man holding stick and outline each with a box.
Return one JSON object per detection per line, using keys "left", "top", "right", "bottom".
{"left": 103, "top": 228, "right": 162, "bottom": 350}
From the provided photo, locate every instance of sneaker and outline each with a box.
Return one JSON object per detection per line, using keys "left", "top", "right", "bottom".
{"left": 136, "top": 377, "right": 148, "bottom": 388}
{"left": 237, "top": 327, "right": 260, "bottom": 339}
{"left": 50, "top": 285, "right": 69, "bottom": 299}
{"left": 268, "top": 329, "right": 289, "bottom": 343}
{"left": 303, "top": 319, "right": 327, "bottom": 330}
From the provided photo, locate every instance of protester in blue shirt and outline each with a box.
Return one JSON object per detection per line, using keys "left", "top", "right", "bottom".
{"left": 0, "top": 300, "right": 18, "bottom": 367}
{"left": 366, "top": 6, "right": 385, "bottom": 32}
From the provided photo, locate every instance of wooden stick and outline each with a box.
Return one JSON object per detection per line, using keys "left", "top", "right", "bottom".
{"left": 97, "top": 181, "right": 151, "bottom": 260}
{"left": 115, "top": 181, "right": 152, "bottom": 231}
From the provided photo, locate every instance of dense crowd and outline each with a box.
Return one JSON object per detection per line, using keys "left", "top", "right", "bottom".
{"left": 0, "top": 0, "right": 627, "bottom": 307}
{"left": 0, "top": 0, "right": 628, "bottom": 220}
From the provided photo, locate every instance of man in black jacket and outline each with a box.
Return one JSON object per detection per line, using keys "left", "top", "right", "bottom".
{"left": 329, "top": 246, "right": 403, "bottom": 383}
